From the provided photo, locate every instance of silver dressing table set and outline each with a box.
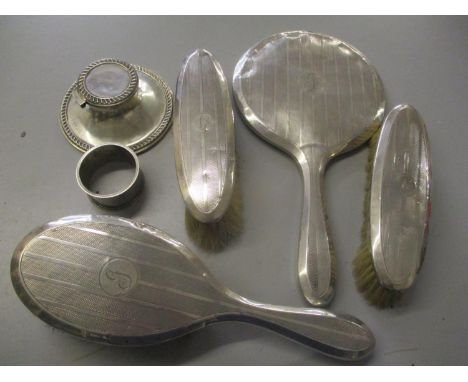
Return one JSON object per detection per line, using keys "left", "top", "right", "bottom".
{"left": 10, "top": 31, "right": 431, "bottom": 362}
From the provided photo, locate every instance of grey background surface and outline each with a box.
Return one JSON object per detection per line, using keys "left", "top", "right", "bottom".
{"left": 0, "top": 16, "right": 467, "bottom": 365}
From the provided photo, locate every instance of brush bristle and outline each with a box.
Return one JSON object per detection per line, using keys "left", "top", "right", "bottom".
{"left": 185, "top": 169, "right": 243, "bottom": 252}
{"left": 352, "top": 131, "right": 402, "bottom": 309}
{"left": 353, "top": 239, "right": 402, "bottom": 309}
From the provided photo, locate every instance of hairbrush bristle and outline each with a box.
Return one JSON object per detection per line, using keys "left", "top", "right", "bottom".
{"left": 352, "top": 130, "right": 402, "bottom": 309}
{"left": 353, "top": 239, "right": 402, "bottom": 308}
{"left": 185, "top": 165, "right": 243, "bottom": 252}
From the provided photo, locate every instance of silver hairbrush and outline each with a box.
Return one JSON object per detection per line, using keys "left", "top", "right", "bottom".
{"left": 11, "top": 215, "right": 374, "bottom": 361}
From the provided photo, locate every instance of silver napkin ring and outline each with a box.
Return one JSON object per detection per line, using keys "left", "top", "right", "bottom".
{"left": 76, "top": 143, "right": 143, "bottom": 207}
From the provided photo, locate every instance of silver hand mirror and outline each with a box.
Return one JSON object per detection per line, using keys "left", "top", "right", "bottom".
{"left": 233, "top": 31, "right": 385, "bottom": 306}
{"left": 370, "top": 104, "right": 431, "bottom": 290}
{"left": 11, "top": 215, "right": 374, "bottom": 361}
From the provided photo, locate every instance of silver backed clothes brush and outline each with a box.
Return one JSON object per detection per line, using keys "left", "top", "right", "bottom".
{"left": 11, "top": 215, "right": 374, "bottom": 361}
{"left": 173, "top": 49, "right": 242, "bottom": 251}
{"left": 233, "top": 31, "right": 385, "bottom": 306}
{"left": 353, "top": 104, "right": 431, "bottom": 308}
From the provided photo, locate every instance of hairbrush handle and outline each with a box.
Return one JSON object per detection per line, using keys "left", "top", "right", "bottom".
{"left": 227, "top": 295, "right": 374, "bottom": 361}
{"left": 297, "top": 148, "right": 335, "bottom": 306}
